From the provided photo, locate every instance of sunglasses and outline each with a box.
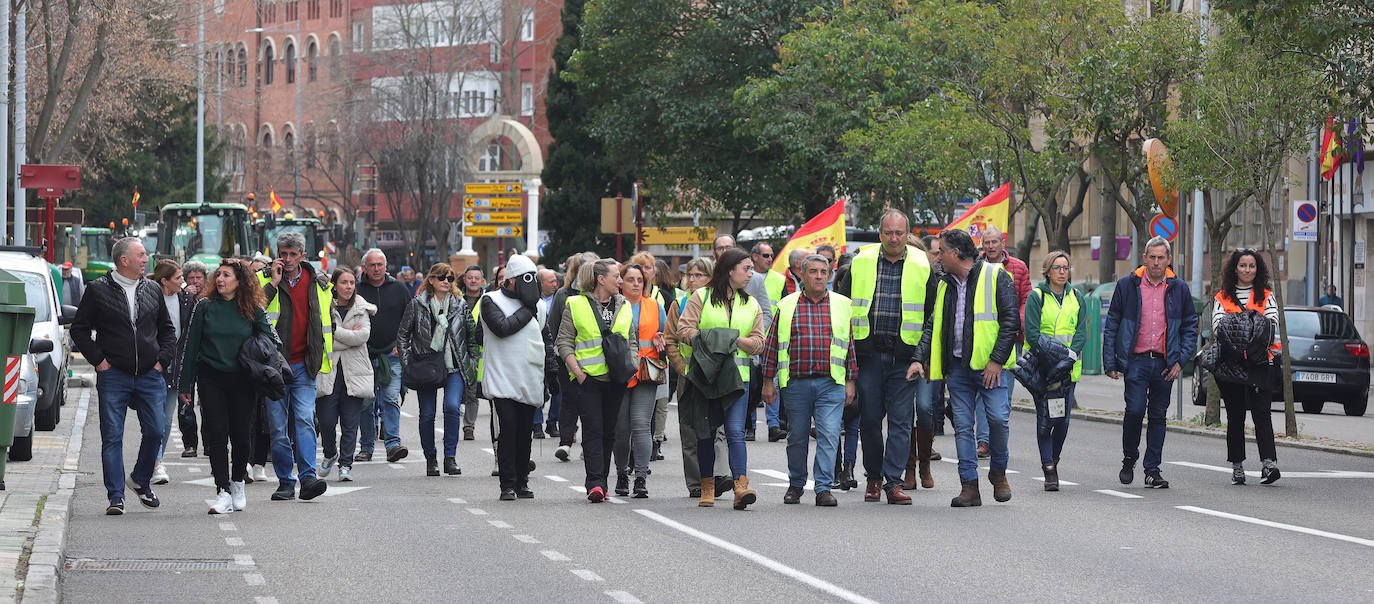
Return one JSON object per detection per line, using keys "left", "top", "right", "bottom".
{"left": 433, "top": 275, "right": 455, "bottom": 282}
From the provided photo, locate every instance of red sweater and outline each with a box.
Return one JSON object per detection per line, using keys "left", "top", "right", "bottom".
{"left": 285, "top": 274, "right": 311, "bottom": 364}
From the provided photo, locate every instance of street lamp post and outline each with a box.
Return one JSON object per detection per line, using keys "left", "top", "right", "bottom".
{"left": 247, "top": 23, "right": 303, "bottom": 208}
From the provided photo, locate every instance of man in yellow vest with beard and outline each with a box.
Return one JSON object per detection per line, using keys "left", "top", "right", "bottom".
{"left": 908, "top": 229, "right": 1019, "bottom": 508}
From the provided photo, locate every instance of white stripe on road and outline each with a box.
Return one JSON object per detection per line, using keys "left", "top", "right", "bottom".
{"left": 219, "top": 522, "right": 237, "bottom": 531}
{"left": 188, "top": 467, "right": 202, "bottom": 473}
{"left": 466, "top": 508, "right": 488, "bottom": 516}
{"left": 234, "top": 554, "right": 255, "bottom": 566}
{"left": 606, "top": 497, "right": 626, "bottom": 505}
{"left": 225, "top": 537, "right": 244, "bottom": 547}
{"left": 541, "top": 550, "right": 571, "bottom": 561}
{"left": 571, "top": 569, "right": 605, "bottom": 582}
{"left": 568, "top": 485, "right": 586, "bottom": 493}
{"left": 400, "top": 410, "right": 415, "bottom": 418}
{"left": 1094, "top": 489, "right": 1143, "bottom": 499}
{"left": 755, "top": 469, "right": 814, "bottom": 490}
{"left": 513, "top": 534, "right": 541, "bottom": 544}
{"left": 255, "top": 598, "right": 279, "bottom": 604}
{"left": 1177, "top": 505, "right": 1374, "bottom": 548}
{"left": 605, "top": 591, "right": 643, "bottom": 604}
{"left": 1167, "top": 461, "right": 1374, "bottom": 479}
{"left": 543, "top": 474, "right": 570, "bottom": 482}
{"left": 447, "top": 497, "right": 467, "bottom": 504}
{"left": 488, "top": 520, "right": 513, "bottom": 529}
{"left": 244, "top": 573, "right": 266, "bottom": 586}
{"left": 388, "top": 463, "right": 404, "bottom": 470}
{"left": 482, "top": 448, "right": 495, "bottom": 455}
{"left": 1031, "top": 477, "right": 1080, "bottom": 486}
{"left": 634, "top": 509, "right": 879, "bottom": 604}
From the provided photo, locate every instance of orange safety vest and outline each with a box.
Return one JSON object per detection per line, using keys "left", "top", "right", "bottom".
{"left": 627, "top": 296, "right": 662, "bottom": 388}
{"left": 1214, "top": 288, "right": 1281, "bottom": 357}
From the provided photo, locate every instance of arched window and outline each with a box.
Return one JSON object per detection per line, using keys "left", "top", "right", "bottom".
{"left": 261, "top": 130, "right": 274, "bottom": 167}
{"left": 237, "top": 47, "right": 247, "bottom": 87}
{"left": 284, "top": 129, "right": 296, "bottom": 171}
{"left": 263, "top": 44, "right": 275, "bottom": 85}
{"left": 307, "top": 41, "right": 318, "bottom": 82}
{"left": 285, "top": 42, "right": 296, "bottom": 84}
{"left": 327, "top": 35, "right": 342, "bottom": 80}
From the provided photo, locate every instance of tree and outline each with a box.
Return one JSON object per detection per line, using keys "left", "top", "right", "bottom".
{"left": 1167, "top": 17, "right": 1327, "bottom": 433}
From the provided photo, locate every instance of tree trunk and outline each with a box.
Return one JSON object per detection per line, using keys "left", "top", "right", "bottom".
{"left": 1260, "top": 194, "right": 1298, "bottom": 436}
{"left": 1016, "top": 209, "right": 1039, "bottom": 262}
{"left": 1098, "top": 189, "right": 1117, "bottom": 287}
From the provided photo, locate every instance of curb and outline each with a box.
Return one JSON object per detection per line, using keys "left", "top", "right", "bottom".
{"left": 1010, "top": 399, "right": 1374, "bottom": 459}
{"left": 22, "top": 383, "right": 92, "bottom": 603}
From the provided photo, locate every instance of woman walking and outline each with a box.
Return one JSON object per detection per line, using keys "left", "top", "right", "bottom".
{"left": 152, "top": 260, "right": 195, "bottom": 485}
{"left": 1022, "top": 251, "right": 1088, "bottom": 491}
{"left": 556, "top": 259, "right": 628, "bottom": 502}
{"left": 316, "top": 268, "right": 376, "bottom": 482}
{"left": 179, "top": 259, "right": 272, "bottom": 514}
{"left": 677, "top": 249, "right": 766, "bottom": 509}
{"left": 398, "top": 263, "right": 477, "bottom": 477}
{"left": 611, "top": 264, "right": 667, "bottom": 498}
{"left": 1212, "top": 249, "right": 1281, "bottom": 485}
{"left": 478, "top": 255, "right": 547, "bottom": 500}
{"left": 665, "top": 257, "right": 726, "bottom": 498}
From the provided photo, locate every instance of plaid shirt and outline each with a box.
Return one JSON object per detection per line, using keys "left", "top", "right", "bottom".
{"left": 870, "top": 254, "right": 905, "bottom": 338}
{"left": 762, "top": 291, "right": 858, "bottom": 382}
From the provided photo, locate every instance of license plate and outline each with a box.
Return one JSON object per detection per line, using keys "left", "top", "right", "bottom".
{"left": 1294, "top": 372, "right": 1337, "bottom": 384}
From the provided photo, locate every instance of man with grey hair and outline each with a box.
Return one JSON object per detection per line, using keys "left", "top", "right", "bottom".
{"left": 1102, "top": 236, "right": 1197, "bottom": 489}
{"left": 356, "top": 248, "right": 411, "bottom": 462}
{"left": 975, "top": 225, "right": 1030, "bottom": 458}
{"left": 72, "top": 237, "right": 176, "bottom": 514}
{"left": 712, "top": 234, "right": 736, "bottom": 261}
{"left": 181, "top": 260, "right": 209, "bottom": 296}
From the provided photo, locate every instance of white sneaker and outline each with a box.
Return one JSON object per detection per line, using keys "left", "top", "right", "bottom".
{"left": 319, "top": 454, "right": 338, "bottom": 478}
{"left": 338, "top": 466, "right": 353, "bottom": 482}
{"left": 230, "top": 481, "right": 246, "bottom": 511}
{"left": 252, "top": 465, "right": 268, "bottom": 482}
{"left": 208, "top": 490, "right": 233, "bottom": 515}
{"left": 152, "top": 463, "right": 170, "bottom": 485}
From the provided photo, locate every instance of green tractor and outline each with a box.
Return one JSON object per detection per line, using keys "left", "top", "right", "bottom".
{"left": 254, "top": 213, "right": 337, "bottom": 272}
{"left": 59, "top": 226, "right": 116, "bottom": 282}
{"left": 157, "top": 202, "right": 253, "bottom": 265}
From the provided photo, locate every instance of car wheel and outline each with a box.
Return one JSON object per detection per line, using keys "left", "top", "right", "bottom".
{"left": 8, "top": 434, "right": 33, "bottom": 462}
{"left": 34, "top": 396, "right": 59, "bottom": 431}
{"left": 1301, "top": 400, "right": 1325, "bottom": 414}
{"left": 1192, "top": 369, "right": 1208, "bottom": 406}
{"left": 1343, "top": 399, "right": 1367, "bottom": 417}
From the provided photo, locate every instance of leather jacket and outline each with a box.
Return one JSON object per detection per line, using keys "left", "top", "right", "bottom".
{"left": 397, "top": 292, "right": 477, "bottom": 383}
{"left": 913, "top": 259, "right": 1020, "bottom": 372}
{"left": 71, "top": 273, "right": 176, "bottom": 376}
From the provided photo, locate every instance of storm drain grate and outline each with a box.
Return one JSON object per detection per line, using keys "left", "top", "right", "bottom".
{"left": 65, "top": 558, "right": 246, "bottom": 571}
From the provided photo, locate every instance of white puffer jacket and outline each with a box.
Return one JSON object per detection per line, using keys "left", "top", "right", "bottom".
{"left": 317, "top": 296, "right": 377, "bottom": 398}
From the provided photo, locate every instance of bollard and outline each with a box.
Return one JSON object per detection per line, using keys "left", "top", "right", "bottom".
{"left": 0, "top": 269, "right": 38, "bottom": 489}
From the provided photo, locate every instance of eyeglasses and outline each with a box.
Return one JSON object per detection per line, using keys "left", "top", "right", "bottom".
{"left": 757, "top": 253, "right": 773, "bottom": 258}
{"left": 433, "top": 275, "right": 455, "bottom": 282}
{"left": 686, "top": 272, "right": 707, "bottom": 278}
{"left": 1049, "top": 265, "right": 1071, "bottom": 272}
{"left": 1235, "top": 247, "right": 1256, "bottom": 254}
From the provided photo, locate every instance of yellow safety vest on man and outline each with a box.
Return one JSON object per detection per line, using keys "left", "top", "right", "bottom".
{"left": 928, "top": 263, "right": 1016, "bottom": 381}
{"left": 774, "top": 290, "right": 852, "bottom": 388}
{"left": 848, "top": 244, "right": 930, "bottom": 345}
{"left": 694, "top": 287, "right": 760, "bottom": 383}
{"left": 764, "top": 270, "right": 800, "bottom": 304}
{"left": 1031, "top": 287, "right": 1083, "bottom": 381}
{"left": 259, "top": 272, "right": 333, "bottom": 375}
{"left": 565, "top": 294, "right": 632, "bottom": 379}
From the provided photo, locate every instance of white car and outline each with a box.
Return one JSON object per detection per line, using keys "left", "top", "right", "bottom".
{"left": 0, "top": 248, "right": 75, "bottom": 436}
{"left": 8, "top": 348, "right": 44, "bottom": 461}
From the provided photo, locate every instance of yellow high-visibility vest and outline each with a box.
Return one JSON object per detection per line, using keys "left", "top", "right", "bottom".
{"left": 848, "top": 244, "right": 929, "bottom": 345}
{"left": 774, "top": 290, "right": 851, "bottom": 388}
{"left": 929, "top": 263, "right": 1015, "bottom": 380}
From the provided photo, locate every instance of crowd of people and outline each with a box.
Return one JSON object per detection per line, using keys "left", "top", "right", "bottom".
{"left": 73, "top": 210, "right": 1287, "bottom": 515}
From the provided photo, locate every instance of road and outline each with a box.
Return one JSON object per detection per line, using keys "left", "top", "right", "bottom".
{"left": 57, "top": 383, "right": 1374, "bottom": 603}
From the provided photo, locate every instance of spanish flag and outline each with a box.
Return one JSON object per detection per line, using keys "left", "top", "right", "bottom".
{"left": 771, "top": 199, "right": 847, "bottom": 274}
{"left": 1320, "top": 114, "right": 1344, "bottom": 181}
{"left": 946, "top": 183, "right": 1011, "bottom": 245}
{"left": 131, "top": 188, "right": 140, "bottom": 208}
{"left": 269, "top": 187, "right": 284, "bottom": 213}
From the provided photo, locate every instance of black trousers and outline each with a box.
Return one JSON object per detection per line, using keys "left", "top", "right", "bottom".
{"left": 177, "top": 394, "right": 199, "bottom": 450}
{"left": 493, "top": 398, "right": 536, "bottom": 490}
{"left": 248, "top": 396, "right": 271, "bottom": 466}
{"left": 197, "top": 365, "right": 255, "bottom": 491}
{"left": 1219, "top": 378, "right": 1277, "bottom": 463}
{"left": 557, "top": 373, "right": 581, "bottom": 447}
{"left": 574, "top": 377, "right": 623, "bottom": 492}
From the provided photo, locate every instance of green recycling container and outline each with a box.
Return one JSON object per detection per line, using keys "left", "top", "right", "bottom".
{"left": 1082, "top": 282, "right": 1116, "bottom": 375}
{"left": 0, "top": 268, "right": 38, "bottom": 486}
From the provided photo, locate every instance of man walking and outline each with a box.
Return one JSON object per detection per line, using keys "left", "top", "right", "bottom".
{"left": 909, "top": 229, "right": 1019, "bottom": 507}
{"left": 261, "top": 232, "right": 333, "bottom": 501}
{"left": 1103, "top": 237, "right": 1198, "bottom": 489}
{"left": 743, "top": 242, "right": 782, "bottom": 442}
{"left": 72, "top": 238, "right": 176, "bottom": 514}
{"left": 837, "top": 209, "right": 931, "bottom": 505}
{"left": 762, "top": 255, "right": 856, "bottom": 507}
{"left": 459, "top": 265, "right": 487, "bottom": 440}
{"left": 974, "top": 226, "right": 1030, "bottom": 458}
{"left": 357, "top": 249, "right": 412, "bottom": 462}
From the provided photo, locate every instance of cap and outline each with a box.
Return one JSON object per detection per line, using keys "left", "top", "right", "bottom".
{"left": 505, "top": 255, "right": 537, "bottom": 280}
{"left": 61, "top": 262, "right": 73, "bottom": 269}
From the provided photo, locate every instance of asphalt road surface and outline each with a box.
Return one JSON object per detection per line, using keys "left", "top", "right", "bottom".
{"left": 59, "top": 386, "right": 1374, "bottom": 603}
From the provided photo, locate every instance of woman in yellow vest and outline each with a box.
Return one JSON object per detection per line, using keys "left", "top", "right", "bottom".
{"left": 610, "top": 264, "right": 667, "bottom": 498}
{"left": 1211, "top": 249, "right": 1280, "bottom": 485}
{"left": 555, "top": 258, "right": 630, "bottom": 503}
{"left": 1022, "top": 251, "right": 1087, "bottom": 491}
{"left": 666, "top": 256, "right": 727, "bottom": 499}
{"left": 676, "top": 249, "right": 767, "bottom": 509}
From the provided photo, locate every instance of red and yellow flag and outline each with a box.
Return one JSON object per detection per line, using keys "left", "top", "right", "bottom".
{"left": 131, "top": 188, "right": 140, "bottom": 208}
{"left": 946, "top": 183, "right": 1011, "bottom": 245}
{"left": 1320, "top": 114, "right": 1344, "bottom": 181}
{"left": 772, "top": 199, "right": 847, "bottom": 273}
{"left": 269, "top": 188, "right": 284, "bottom": 213}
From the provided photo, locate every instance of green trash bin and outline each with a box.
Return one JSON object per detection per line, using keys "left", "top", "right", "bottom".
{"left": 0, "top": 268, "right": 38, "bottom": 489}
{"left": 1082, "top": 282, "right": 1117, "bottom": 375}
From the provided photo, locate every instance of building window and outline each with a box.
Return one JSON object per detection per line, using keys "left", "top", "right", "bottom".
{"left": 479, "top": 143, "right": 501, "bottom": 172}
{"left": 237, "top": 47, "right": 247, "bottom": 87}
{"left": 353, "top": 22, "right": 365, "bottom": 52}
{"left": 490, "top": 41, "right": 501, "bottom": 64}
{"left": 286, "top": 1, "right": 298, "bottom": 22}
{"left": 329, "top": 0, "right": 342, "bottom": 19}
{"left": 307, "top": 0, "right": 319, "bottom": 20}
{"left": 263, "top": 44, "right": 275, "bottom": 85}
{"left": 307, "top": 41, "right": 318, "bottom": 82}
{"left": 284, "top": 130, "right": 296, "bottom": 173}
{"left": 520, "top": 8, "right": 534, "bottom": 42}
{"left": 520, "top": 81, "right": 533, "bottom": 116}
{"left": 328, "top": 35, "right": 342, "bottom": 80}
{"left": 285, "top": 42, "right": 297, "bottom": 84}
{"left": 261, "top": 131, "right": 274, "bottom": 167}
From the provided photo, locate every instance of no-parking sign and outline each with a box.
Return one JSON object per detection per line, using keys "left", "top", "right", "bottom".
{"left": 1150, "top": 214, "right": 1177, "bottom": 242}
{"left": 1292, "top": 200, "right": 1318, "bottom": 242}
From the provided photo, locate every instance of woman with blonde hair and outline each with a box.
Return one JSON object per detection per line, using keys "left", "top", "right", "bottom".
{"left": 1022, "top": 250, "right": 1088, "bottom": 491}
{"left": 398, "top": 263, "right": 477, "bottom": 477}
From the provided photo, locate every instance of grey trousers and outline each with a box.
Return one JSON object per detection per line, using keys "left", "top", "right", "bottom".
{"left": 613, "top": 383, "right": 657, "bottom": 479}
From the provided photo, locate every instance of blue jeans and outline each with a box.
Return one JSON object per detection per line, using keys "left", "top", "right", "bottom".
{"left": 363, "top": 354, "right": 403, "bottom": 452}
{"left": 1122, "top": 355, "right": 1172, "bottom": 472}
{"left": 912, "top": 377, "right": 933, "bottom": 429}
{"left": 266, "top": 362, "right": 319, "bottom": 483}
{"left": 158, "top": 386, "right": 178, "bottom": 461}
{"left": 842, "top": 414, "right": 861, "bottom": 464}
{"left": 697, "top": 390, "right": 749, "bottom": 479}
{"left": 534, "top": 391, "right": 560, "bottom": 428}
{"left": 1034, "top": 383, "right": 1076, "bottom": 466}
{"left": 856, "top": 351, "right": 916, "bottom": 487}
{"left": 95, "top": 368, "right": 166, "bottom": 501}
{"left": 416, "top": 371, "right": 463, "bottom": 459}
{"left": 946, "top": 364, "right": 1011, "bottom": 482}
{"left": 782, "top": 377, "right": 843, "bottom": 493}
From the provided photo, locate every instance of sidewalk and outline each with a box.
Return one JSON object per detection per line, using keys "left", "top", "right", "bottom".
{"left": 0, "top": 360, "right": 94, "bottom": 603}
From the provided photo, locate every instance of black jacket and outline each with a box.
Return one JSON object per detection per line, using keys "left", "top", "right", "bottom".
{"left": 357, "top": 274, "right": 411, "bottom": 355}
{"left": 1011, "top": 334, "right": 1076, "bottom": 399}
{"left": 71, "top": 273, "right": 176, "bottom": 376}
{"left": 914, "top": 259, "right": 1020, "bottom": 373}
{"left": 397, "top": 293, "right": 478, "bottom": 384}
{"left": 164, "top": 290, "right": 198, "bottom": 385}
{"left": 1210, "top": 310, "right": 1273, "bottom": 385}
{"left": 238, "top": 328, "right": 292, "bottom": 401}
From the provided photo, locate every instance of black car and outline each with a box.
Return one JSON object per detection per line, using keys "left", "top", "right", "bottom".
{"left": 1193, "top": 306, "right": 1370, "bottom": 416}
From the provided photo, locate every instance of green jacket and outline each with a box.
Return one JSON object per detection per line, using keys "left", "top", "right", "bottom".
{"left": 1023, "top": 281, "right": 1088, "bottom": 356}
{"left": 679, "top": 328, "right": 746, "bottom": 438}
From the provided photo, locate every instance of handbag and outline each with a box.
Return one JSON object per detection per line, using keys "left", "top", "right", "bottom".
{"left": 637, "top": 356, "right": 668, "bottom": 385}
{"left": 590, "top": 297, "right": 637, "bottom": 387}
{"left": 402, "top": 348, "right": 447, "bottom": 390}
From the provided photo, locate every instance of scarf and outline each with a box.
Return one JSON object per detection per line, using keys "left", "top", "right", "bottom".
{"left": 429, "top": 296, "right": 455, "bottom": 372}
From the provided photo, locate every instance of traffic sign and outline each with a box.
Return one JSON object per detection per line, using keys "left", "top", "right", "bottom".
{"left": 1150, "top": 214, "right": 1177, "bottom": 241}
{"left": 467, "top": 225, "right": 523, "bottom": 237}
{"left": 1293, "top": 200, "right": 1318, "bottom": 242}
{"left": 465, "top": 211, "right": 524, "bottom": 223}
{"left": 324, "top": 241, "right": 337, "bottom": 254}
{"left": 640, "top": 226, "right": 715, "bottom": 246}
{"left": 464, "top": 183, "right": 522, "bottom": 196}
{"left": 464, "top": 197, "right": 523, "bottom": 209}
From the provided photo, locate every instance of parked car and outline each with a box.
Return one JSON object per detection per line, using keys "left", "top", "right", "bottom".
{"left": 8, "top": 343, "right": 50, "bottom": 461}
{"left": 1193, "top": 306, "right": 1370, "bottom": 416}
{"left": 0, "top": 248, "right": 76, "bottom": 432}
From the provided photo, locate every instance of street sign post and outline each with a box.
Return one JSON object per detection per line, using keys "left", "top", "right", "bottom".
{"left": 467, "top": 225, "right": 523, "bottom": 238}
{"left": 1150, "top": 213, "right": 1177, "bottom": 242}
{"left": 639, "top": 226, "right": 715, "bottom": 246}
{"left": 465, "top": 211, "right": 524, "bottom": 223}
{"left": 464, "top": 183, "right": 522, "bottom": 196}
{"left": 464, "top": 197, "right": 523, "bottom": 209}
{"left": 1292, "top": 200, "right": 1318, "bottom": 243}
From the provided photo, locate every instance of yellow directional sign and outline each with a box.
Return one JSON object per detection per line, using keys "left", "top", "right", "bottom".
{"left": 465, "top": 211, "right": 524, "bottom": 223}
{"left": 467, "top": 224, "right": 523, "bottom": 237}
{"left": 464, "top": 197, "right": 523, "bottom": 209}
{"left": 640, "top": 226, "right": 716, "bottom": 246}
{"left": 464, "top": 183, "right": 523, "bottom": 196}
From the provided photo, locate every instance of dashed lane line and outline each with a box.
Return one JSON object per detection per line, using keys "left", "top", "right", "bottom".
{"left": 1094, "top": 489, "right": 1143, "bottom": 499}
{"left": 605, "top": 591, "right": 644, "bottom": 603}
{"left": 542, "top": 550, "right": 571, "bottom": 561}
{"left": 489, "top": 520, "right": 513, "bottom": 529}
{"left": 1177, "top": 505, "right": 1374, "bottom": 548}
{"left": 244, "top": 573, "right": 266, "bottom": 586}
{"left": 571, "top": 569, "right": 605, "bottom": 582}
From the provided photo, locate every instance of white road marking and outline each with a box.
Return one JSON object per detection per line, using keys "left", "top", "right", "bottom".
{"left": 482, "top": 448, "right": 495, "bottom": 454}
{"left": 1167, "top": 461, "right": 1374, "bottom": 479}
{"left": 321, "top": 486, "right": 371, "bottom": 497}
{"left": 939, "top": 458, "right": 957, "bottom": 465}
{"left": 219, "top": 522, "right": 238, "bottom": 532}
{"left": 755, "top": 469, "right": 814, "bottom": 490}
{"left": 544, "top": 475, "right": 570, "bottom": 482}
{"left": 635, "top": 509, "right": 879, "bottom": 604}
{"left": 225, "top": 537, "right": 244, "bottom": 547}
{"left": 466, "top": 508, "right": 489, "bottom": 516}
{"left": 605, "top": 590, "right": 643, "bottom": 604}
{"left": 388, "top": 463, "right": 405, "bottom": 470}
{"left": 1178, "top": 506, "right": 1374, "bottom": 548}
{"left": 513, "top": 534, "right": 541, "bottom": 544}
{"left": 606, "top": 497, "right": 627, "bottom": 505}
{"left": 188, "top": 466, "right": 202, "bottom": 473}
{"left": 447, "top": 497, "right": 468, "bottom": 504}
{"left": 541, "top": 550, "right": 571, "bottom": 561}
{"left": 571, "top": 569, "right": 605, "bottom": 582}
{"left": 244, "top": 573, "right": 265, "bottom": 586}
{"left": 568, "top": 485, "right": 586, "bottom": 493}
{"left": 183, "top": 477, "right": 217, "bottom": 487}
{"left": 1094, "top": 489, "right": 1143, "bottom": 499}
{"left": 1031, "top": 477, "right": 1080, "bottom": 486}
{"left": 400, "top": 410, "right": 415, "bottom": 418}
{"left": 255, "top": 598, "right": 279, "bottom": 604}
{"left": 234, "top": 554, "right": 255, "bottom": 566}
{"left": 488, "top": 520, "right": 512, "bottom": 529}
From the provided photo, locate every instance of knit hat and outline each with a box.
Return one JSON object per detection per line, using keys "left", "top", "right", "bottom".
{"left": 505, "top": 254, "right": 537, "bottom": 280}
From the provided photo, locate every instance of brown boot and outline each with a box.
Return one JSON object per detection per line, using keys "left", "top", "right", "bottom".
{"left": 950, "top": 479, "right": 982, "bottom": 507}
{"left": 916, "top": 427, "right": 935, "bottom": 489}
{"left": 698, "top": 477, "right": 715, "bottom": 507}
{"left": 988, "top": 470, "right": 1012, "bottom": 503}
{"left": 903, "top": 428, "right": 919, "bottom": 490}
{"left": 864, "top": 478, "right": 882, "bottom": 502}
{"left": 732, "top": 475, "right": 757, "bottom": 510}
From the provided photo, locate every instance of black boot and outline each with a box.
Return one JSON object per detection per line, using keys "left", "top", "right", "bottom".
{"left": 444, "top": 456, "right": 461, "bottom": 475}
{"left": 426, "top": 458, "right": 440, "bottom": 477}
{"left": 615, "top": 472, "right": 630, "bottom": 496}
{"left": 835, "top": 461, "right": 852, "bottom": 491}
{"left": 271, "top": 480, "right": 295, "bottom": 501}
{"left": 651, "top": 441, "right": 663, "bottom": 461}
{"left": 843, "top": 462, "right": 858, "bottom": 490}
{"left": 632, "top": 476, "right": 648, "bottom": 498}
